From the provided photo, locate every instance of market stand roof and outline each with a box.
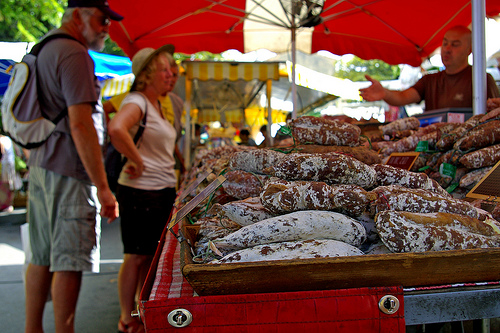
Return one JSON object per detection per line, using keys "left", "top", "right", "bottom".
{"left": 108, "top": 0, "right": 500, "bottom": 67}
{"left": 179, "top": 60, "right": 333, "bottom": 123}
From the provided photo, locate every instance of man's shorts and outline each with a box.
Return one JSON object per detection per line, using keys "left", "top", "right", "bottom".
{"left": 28, "top": 166, "right": 101, "bottom": 272}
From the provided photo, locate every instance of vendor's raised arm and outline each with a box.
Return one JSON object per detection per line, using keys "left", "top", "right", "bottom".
{"left": 359, "top": 74, "right": 420, "bottom": 106}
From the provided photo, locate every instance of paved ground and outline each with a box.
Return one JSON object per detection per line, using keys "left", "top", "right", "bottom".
{"left": 0, "top": 208, "right": 124, "bottom": 333}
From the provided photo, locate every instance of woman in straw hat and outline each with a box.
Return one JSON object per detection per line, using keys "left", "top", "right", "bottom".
{"left": 108, "top": 44, "right": 177, "bottom": 333}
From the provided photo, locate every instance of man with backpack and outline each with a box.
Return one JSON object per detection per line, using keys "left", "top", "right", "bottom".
{"left": 24, "top": 1, "right": 122, "bottom": 332}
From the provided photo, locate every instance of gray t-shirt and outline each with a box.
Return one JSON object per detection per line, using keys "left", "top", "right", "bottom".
{"left": 28, "top": 30, "right": 104, "bottom": 182}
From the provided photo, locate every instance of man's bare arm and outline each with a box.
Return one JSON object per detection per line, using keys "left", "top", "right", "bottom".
{"left": 68, "top": 103, "right": 118, "bottom": 222}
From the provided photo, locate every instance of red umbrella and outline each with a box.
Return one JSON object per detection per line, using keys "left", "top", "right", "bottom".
{"left": 108, "top": 0, "right": 500, "bottom": 66}
{"left": 107, "top": 0, "right": 500, "bottom": 160}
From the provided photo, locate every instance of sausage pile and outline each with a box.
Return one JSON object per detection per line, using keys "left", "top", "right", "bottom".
{"left": 179, "top": 115, "right": 500, "bottom": 264}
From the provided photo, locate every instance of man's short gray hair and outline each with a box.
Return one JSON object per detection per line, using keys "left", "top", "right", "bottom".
{"left": 62, "top": 8, "right": 76, "bottom": 23}
{"left": 62, "top": 7, "right": 95, "bottom": 24}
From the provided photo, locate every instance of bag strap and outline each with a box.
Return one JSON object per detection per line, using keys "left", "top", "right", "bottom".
{"left": 119, "top": 93, "right": 148, "bottom": 167}
{"left": 31, "top": 33, "right": 80, "bottom": 56}
{"left": 32, "top": 33, "right": 82, "bottom": 124}
{"left": 131, "top": 92, "right": 148, "bottom": 145}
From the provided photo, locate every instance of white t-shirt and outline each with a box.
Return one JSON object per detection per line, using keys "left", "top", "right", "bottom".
{"left": 117, "top": 92, "right": 177, "bottom": 190}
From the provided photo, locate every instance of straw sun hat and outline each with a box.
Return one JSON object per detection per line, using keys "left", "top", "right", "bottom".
{"left": 130, "top": 44, "right": 175, "bottom": 91}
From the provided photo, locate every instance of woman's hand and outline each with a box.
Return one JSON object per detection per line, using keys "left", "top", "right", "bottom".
{"left": 123, "top": 160, "right": 145, "bottom": 179}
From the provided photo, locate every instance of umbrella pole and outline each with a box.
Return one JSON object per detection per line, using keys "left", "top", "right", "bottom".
{"left": 291, "top": 26, "right": 297, "bottom": 120}
{"left": 267, "top": 79, "right": 273, "bottom": 146}
{"left": 471, "top": 0, "right": 487, "bottom": 115}
{"left": 184, "top": 76, "right": 192, "bottom": 168}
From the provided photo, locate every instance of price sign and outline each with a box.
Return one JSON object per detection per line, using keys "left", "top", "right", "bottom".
{"left": 385, "top": 152, "right": 420, "bottom": 170}
{"left": 467, "top": 160, "right": 500, "bottom": 202}
{"left": 174, "top": 168, "right": 212, "bottom": 206}
{"left": 168, "top": 175, "right": 226, "bottom": 232}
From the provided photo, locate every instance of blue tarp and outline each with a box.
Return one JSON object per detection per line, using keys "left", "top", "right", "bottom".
{"left": 0, "top": 59, "right": 15, "bottom": 96}
{"left": 89, "top": 50, "right": 132, "bottom": 81}
{"left": 0, "top": 51, "right": 132, "bottom": 96}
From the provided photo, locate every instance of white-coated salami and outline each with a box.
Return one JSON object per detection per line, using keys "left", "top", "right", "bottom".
{"left": 374, "top": 164, "right": 449, "bottom": 197}
{"left": 370, "top": 185, "right": 493, "bottom": 221}
{"left": 201, "top": 210, "right": 367, "bottom": 256}
{"left": 210, "top": 197, "right": 275, "bottom": 227}
{"left": 222, "top": 170, "right": 268, "bottom": 199}
{"left": 379, "top": 117, "right": 420, "bottom": 136}
{"left": 228, "top": 149, "right": 285, "bottom": 174}
{"left": 260, "top": 178, "right": 375, "bottom": 216}
{"left": 290, "top": 116, "right": 361, "bottom": 146}
{"left": 458, "top": 167, "right": 493, "bottom": 188}
{"left": 263, "top": 152, "right": 377, "bottom": 188}
{"left": 459, "top": 144, "right": 500, "bottom": 169}
{"left": 210, "top": 239, "right": 365, "bottom": 264}
{"left": 375, "top": 210, "right": 500, "bottom": 252}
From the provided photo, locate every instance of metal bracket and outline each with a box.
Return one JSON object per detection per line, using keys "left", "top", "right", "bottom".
{"left": 167, "top": 308, "right": 193, "bottom": 328}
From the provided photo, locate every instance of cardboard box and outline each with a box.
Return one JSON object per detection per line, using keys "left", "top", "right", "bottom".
{"left": 414, "top": 107, "right": 472, "bottom": 127}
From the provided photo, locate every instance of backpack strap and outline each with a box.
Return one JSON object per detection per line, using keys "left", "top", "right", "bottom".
{"left": 32, "top": 34, "right": 83, "bottom": 124}
{"left": 30, "top": 33, "right": 80, "bottom": 56}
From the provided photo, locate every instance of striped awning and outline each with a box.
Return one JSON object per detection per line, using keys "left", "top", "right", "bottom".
{"left": 196, "top": 107, "right": 288, "bottom": 124}
{"left": 183, "top": 61, "right": 280, "bottom": 82}
{"left": 100, "top": 73, "right": 134, "bottom": 99}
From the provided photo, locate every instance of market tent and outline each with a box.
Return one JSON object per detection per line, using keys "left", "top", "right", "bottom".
{"left": 108, "top": 0, "right": 500, "bottom": 117}
{"left": 108, "top": 0, "right": 500, "bottom": 66}
{"left": 178, "top": 60, "right": 335, "bottom": 118}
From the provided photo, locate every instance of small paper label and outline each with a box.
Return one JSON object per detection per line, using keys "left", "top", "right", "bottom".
{"left": 440, "top": 163, "right": 457, "bottom": 178}
{"left": 415, "top": 141, "right": 429, "bottom": 152}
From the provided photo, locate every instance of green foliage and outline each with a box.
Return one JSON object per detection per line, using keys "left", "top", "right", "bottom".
{"left": 102, "top": 39, "right": 127, "bottom": 57}
{"left": 0, "top": 1, "right": 128, "bottom": 57}
{"left": 0, "top": 4, "right": 227, "bottom": 61}
{"left": 175, "top": 52, "right": 224, "bottom": 62}
{"left": 0, "top": 0, "right": 65, "bottom": 42}
{"left": 335, "top": 56, "right": 401, "bottom": 82}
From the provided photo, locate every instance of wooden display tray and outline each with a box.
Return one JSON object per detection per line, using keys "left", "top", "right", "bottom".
{"left": 180, "top": 224, "right": 500, "bottom": 297}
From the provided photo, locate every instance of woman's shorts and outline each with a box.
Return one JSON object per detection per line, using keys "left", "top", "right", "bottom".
{"left": 116, "top": 185, "right": 176, "bottom": 255}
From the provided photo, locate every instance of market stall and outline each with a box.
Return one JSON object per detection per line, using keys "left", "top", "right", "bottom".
{"left": 181, "top": 60, "right": 281, "bottom": 166}
{"left": 134, "top": 112, "right": 500, "bottom": 331}
{"left": 108, "top": 0, "right": 500, "bottom": 117}
{"left": 103, "top": 1, "right": 500, "bottom": 330}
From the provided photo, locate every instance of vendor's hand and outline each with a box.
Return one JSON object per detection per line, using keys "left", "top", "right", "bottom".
{"left": 123, "top": 161, "right": 144, "bottom": 179}
{"left": 487, "top": 97, "right": 500, "bottom": 112}
{"left": 482, "top": 99, "right": 500, "bottom": 122}
{"left": 359, "top": 75, "right": 385, "bottom": 101}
